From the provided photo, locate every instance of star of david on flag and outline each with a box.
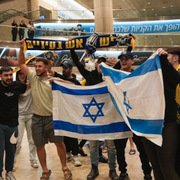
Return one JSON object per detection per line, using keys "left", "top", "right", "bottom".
{"left": 123, "top": 92, "right": 132, "bottom": 114}
{"left": 52, "top": 81, "right": 132, "bottom": 140}
{"left": 82, "top": 97, "right": 104, "bottom": 123}
{"left": 100, "top": 52, "right": 165, "bottom": 146}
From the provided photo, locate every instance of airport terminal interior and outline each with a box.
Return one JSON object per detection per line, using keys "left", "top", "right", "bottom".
{"left": 0, "top": 0, "right": 180, "bottom": 180}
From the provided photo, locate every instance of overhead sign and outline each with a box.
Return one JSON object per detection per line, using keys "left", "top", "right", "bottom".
{"left": 34, "top": 19, "right": 180, "bottom": 37}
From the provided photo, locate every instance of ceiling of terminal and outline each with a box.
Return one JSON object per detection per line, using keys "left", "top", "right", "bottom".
{"left": 74, "top": 0, "right": 180, "bottom": 10}
{"left": 52, "top": 0, "right": 180, "bottom": 19}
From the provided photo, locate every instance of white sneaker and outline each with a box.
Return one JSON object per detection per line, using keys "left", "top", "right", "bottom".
{"left": 31, "top": 161, "right": 39, "bottom": 168}
{"left": 66, "top": 152, "right": 73, "bottom": 162}
{"left": 73, "top": 155, "right": 82, "bottom": 167}
{"left": 6, "top": 171, "right": 16, "bottom": 180}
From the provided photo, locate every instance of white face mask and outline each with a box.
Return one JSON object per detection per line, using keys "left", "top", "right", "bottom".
{"left": 84, "top": 60, "right": 95, "bottom": 72}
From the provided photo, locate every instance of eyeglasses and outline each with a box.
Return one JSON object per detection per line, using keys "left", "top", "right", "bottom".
{"left": 19, "top": 73, "right": 25, "bottom": 76}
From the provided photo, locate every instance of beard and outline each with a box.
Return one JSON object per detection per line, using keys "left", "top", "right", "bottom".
{"left": 36, "top": 71, "right": 46, "bottom": 77}
{"left": 2, "top": 79, "right": 13, "bottom": 87}
{"left": 63, "top": 72, "right": 70, "bottom": 79}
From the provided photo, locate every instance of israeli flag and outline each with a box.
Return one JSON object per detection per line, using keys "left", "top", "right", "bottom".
{"left": 52, "top": 81, "right": 132, "bottom": 140}
{"left": 100, "top": 52, "right": 165, "bottom": 146}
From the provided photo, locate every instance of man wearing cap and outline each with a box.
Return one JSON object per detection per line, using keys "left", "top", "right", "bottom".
{"left": 49, "top": 60, "right": 83, "bottom": 167}
{"left": 70, "top": 49, "right": 118, "bottom": 180}
{"left": 113, "top": 50, "right": 152, "bottom": 180}
{"left": 73, "top": 24, "right": 86, "bottom": 36}
{"left": 52, "top": 61, "right": 81, "bottom": 85}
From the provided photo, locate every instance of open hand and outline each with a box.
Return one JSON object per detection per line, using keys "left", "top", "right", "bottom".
{"left": 158, "top": 48, "right": 168, "bottom": 56}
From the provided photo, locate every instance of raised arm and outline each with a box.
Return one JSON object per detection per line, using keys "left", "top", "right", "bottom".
{"left": 70, "top": 49, "right": 89, "bottom": 79}
{"left": 18, "top": 39, "right": 30, "bottom": 77}
{"left": 158, "top": 49, "right": 180, "bottom": 86}
{"left": 6, "top": 49, "right": 19, "bottom": 66}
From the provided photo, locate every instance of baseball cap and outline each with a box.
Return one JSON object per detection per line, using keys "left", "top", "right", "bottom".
{"left": 118, "top": 51, "right": 133, "bottom": 59}
{"left": 60, "top": 61, "right": 73, "bottom": 68}
{"left": 77, "top": 24, "right": 82, "bottom": 27}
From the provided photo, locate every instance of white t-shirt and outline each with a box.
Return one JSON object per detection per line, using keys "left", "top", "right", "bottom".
{"left": 18, "top": 89, "right": 32, "bottom": 115}
{"left": 27, "top": 24, "right": 34, "bottom": 31}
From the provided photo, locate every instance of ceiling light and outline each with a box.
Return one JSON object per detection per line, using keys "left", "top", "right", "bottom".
{"left": 69, "top": 6, "right": 71, "bottom": 9}
{"left": 163, "top": 7, "right": 165, "bottom": 8}
{"left": 171, "top": 5, "right": 173, "bottom": 7}
{"left": 148, "top": 2, "right": 150, "bottom": 4}
{"left": 42, "top": 0, "right": 58, "bottom": 6}
{"left": 155, "top": 14, "right": 157, "bottom": 16}
{"left": 152, "top": 9, "right": 154, "bottom": 10}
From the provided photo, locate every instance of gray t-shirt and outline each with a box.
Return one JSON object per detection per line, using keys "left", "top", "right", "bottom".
{"left": 18, "top": 89, "right": 32, "bottom": 115}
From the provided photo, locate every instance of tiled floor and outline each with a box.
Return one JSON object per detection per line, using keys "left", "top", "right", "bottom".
{"left": 2, "top": 132, "right": 154, "bottom": 180}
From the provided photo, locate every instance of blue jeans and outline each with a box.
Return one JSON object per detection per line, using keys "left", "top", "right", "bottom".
{"left": 89, "top": 140, "right": 116, "bottom": 170}
{"left": 0, "top": 124, "right": 18, "bottom": 176}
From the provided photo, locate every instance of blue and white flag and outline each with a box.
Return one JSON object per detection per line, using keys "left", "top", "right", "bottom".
{"left": 100, "top": 52, "right": 165, "bottom": 146}
{"left": 52, "top": 81, "right": 132, "bottom": 140}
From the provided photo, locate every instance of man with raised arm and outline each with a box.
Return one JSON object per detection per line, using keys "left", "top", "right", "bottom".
{"left": 18, "top": 39, "right": 72, "bottom": 180}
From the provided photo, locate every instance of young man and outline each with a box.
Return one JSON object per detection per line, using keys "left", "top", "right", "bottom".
{"left": 70, "top": 49, "right": 118, "bottom": 180}
{"left": 144, "top": 48, "right": 180, "bottom": 180}
{"left": 73, "top": 24, "right": 86, "bottom": 36}
{"left": 14, "top": 70, "right": 39, "bottom": 170}
{"left": 49, "top": 60, "right": 83, "bottom": 167}
{"left": 167, "top": 47, "right": 180, "bottom": 177}
{"left": 18, "top": 39, "right": 72, "bottom": 180}
{"left": 162, "top": 47, "right": 180, "bottom": 178}
{"left": 0, "top": 66, "right": 26, "bottom": 180}
{"left": 113, "top": 50, "right": 152, "bottom": 180}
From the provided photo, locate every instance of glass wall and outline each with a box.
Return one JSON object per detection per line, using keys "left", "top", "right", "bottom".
{"left": 0, "top": 25, "right": 180, "bottom": 47}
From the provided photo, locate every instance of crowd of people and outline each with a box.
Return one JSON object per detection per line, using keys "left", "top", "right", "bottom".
{"left": 11, "top": 20, "right": 36, "bottom": 41}
{"left": 0, "top": 36, "right": 180, "bottom": 180}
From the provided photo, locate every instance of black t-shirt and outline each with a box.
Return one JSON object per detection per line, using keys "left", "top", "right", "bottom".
{"left": 19, "top": 24, "right": 27, "bottom": 33}
{"left": 0, "top": 81, "right": 26, "bottom": 127}
{"left": 73, "top": 29, "right": 85, "bottom": 36}
{"left": 12, "top": 22, "right": 18, "bottom": 31}
{"left": 160, "top": 55, "right": 180, "bottom": 123}
{"left": 70, "top": 50, "right": 103, "bottom": 85}
{"left": 54, "top": 72, "right": 81, "bottom": 85}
